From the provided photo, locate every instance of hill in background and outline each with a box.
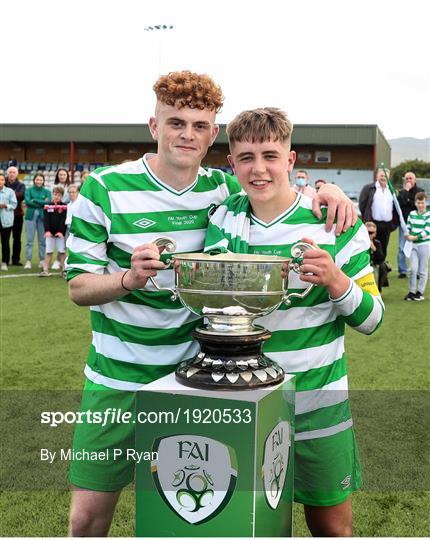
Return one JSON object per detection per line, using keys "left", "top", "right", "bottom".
{"left": 389, "top": 137, "right": 430, "bottom": 166}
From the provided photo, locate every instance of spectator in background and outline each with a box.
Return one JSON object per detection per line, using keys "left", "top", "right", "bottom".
{"left": 365, "top": 221, "right": 387, "bottom": 292}
{"left": 40, "top": 186, "right": 67, "bottom": 277}
{"left": 0, "top": 173, "right": 17, "bottom": 271}
{"left": 52, "top": 167, "right": 71, "bottom": 270}
{"left": 54, "top": 167, "right": 71, "bottom": 203}
{"left": 397, "top": 171, "right": 424, "bottom": 278}
{"left": 293, "top": 169, "right": 317, "bottom": 198}
{"left": 359, "top": 168, "right": 399, "bottom": 258}
{"left": 24, "top": 173, "right": 51, "bottom": 270}
{"left": 65, "top": 184, "right": 79, "bottom": 242}
{"left": 6, "top": 166, "right": 25, "bottom": 266}
{"left": 404, "top": 191, "right": 430, "bottom": 301}
{"left": 315, "top": 179, "right": 327, "bottom": 192}
{"left": 79, "top": 169, "right": 90, "bottom": 189}
{"left": 7, "top": 156, "right": 18, "bottom": 168}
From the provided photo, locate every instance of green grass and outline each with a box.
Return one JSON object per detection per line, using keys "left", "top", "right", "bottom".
{"left": 0, "top": 238, "right": 429, "bottom": 536}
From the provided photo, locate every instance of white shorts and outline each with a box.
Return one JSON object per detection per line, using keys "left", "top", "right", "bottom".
{"left": 46, "top": 236, "right": 66, "bottom": 254}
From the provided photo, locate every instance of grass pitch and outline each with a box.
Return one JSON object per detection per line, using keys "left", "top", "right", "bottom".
{"left": 0, "top": 238, "right": 429, "bottom": 536}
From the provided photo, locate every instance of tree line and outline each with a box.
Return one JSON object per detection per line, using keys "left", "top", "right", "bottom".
{"left": 391, "top": 159, "right": 430, "bottom": 187}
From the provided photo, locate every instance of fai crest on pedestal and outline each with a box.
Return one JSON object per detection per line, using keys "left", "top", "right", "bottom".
{"left": 262, "top": 421, "right": 291, "bottom": 509}
{"left": 151, "top": 435, "right": 237, "bottom": 524}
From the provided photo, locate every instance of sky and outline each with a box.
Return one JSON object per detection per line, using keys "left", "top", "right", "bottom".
{"left": 2, "top": 0, "right": 429, "bottom": 140}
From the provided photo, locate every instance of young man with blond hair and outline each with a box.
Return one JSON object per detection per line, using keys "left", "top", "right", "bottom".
{"left": 204, "top": 107, "right": 384, "bottom": 536}
{"left": 66, "top": 73, "right": 357, "bottom": 536}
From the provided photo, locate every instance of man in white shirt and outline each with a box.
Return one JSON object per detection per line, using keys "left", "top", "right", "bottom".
{"left": 359, "top": 168, "right": 399, "bottom": 257}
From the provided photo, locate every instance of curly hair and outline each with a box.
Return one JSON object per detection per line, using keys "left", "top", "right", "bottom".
{"left": 153, "top": 71, "right": 224, "bottom": 112}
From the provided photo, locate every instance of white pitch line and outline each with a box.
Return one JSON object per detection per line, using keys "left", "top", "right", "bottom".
{"left": 0, "top": 272, "right": 62, "bottom": 279}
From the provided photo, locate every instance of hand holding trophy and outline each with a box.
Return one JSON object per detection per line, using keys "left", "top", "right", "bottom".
{"left": 150, "top": 237, "right": 316, "bottom": 389}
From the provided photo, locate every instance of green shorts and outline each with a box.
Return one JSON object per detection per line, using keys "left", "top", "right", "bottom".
{"left": 70, "top": 379, "right": 363, "bottom": 505}
{"left": 68, "top": 378, "right": 136, "bottom": 492}
{"left": 294, "top": 427, "right": 363, "bottom": 506}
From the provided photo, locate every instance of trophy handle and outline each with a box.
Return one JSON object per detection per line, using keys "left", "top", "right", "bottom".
{"left": 282, "top": 242, "right": 316, "bottom": 306}
{"left": 148, "top": 236, "right": 178, "bottom": 300}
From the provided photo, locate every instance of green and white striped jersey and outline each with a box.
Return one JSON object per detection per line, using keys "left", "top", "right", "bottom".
{"left": 66, "top": 155, "right": 241, "bottom": 391}
{"left": 204, "top": 192, "right": 384, "bottom": 441}
{"left": 407, "top": 210, "right": 430, "bottom": 244}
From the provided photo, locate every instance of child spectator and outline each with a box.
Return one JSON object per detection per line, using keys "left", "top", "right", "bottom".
{"left": 0, "top": 172, "right": 17, "bottom": 271}
{"left": 65, "top": 184, "right": 79, "bottom": 242}
{"left": 40, "top": 186, "right": 67, "bottom": 277}
{"left": 52, "top": 168, "right": 71, "bottom": 270}
{"left": 24, "top": 173, "right": 51, "bottom": 269}
{"left": 404, "top": 192, "right": 430, "bottom": 301}
{"left": 365, "top": 221, "right": 387, "bottom": 292}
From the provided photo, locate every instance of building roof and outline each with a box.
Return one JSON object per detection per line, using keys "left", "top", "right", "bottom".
{"left": 0, "top": 123, "right": 389, "bottom": 147}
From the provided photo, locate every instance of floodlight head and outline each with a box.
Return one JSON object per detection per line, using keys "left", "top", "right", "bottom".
{"left": 144, "top": 24, "right": 174, "bottom": 32}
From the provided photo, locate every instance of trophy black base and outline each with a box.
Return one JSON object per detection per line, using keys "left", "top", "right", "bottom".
{"left": 175, "top": 327, "right": 285, "bottom": 390}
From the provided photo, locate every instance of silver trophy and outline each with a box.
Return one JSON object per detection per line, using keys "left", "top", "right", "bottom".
{"left": 150, "top": 237, "right": 315, "bottom": 389}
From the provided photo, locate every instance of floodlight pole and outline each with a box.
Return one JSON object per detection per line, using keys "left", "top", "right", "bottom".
{"left": 143, "top": 24, "right": 174, "bottom": 75}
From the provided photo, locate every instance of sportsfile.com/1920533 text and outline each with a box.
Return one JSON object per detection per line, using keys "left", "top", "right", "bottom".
{"left": 40, "top": 407, "right": 253, "bottom": 427}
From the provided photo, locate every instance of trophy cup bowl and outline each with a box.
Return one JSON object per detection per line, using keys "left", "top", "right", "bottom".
{"left": 150, "top": 238, "right": 315, "bottom": 390}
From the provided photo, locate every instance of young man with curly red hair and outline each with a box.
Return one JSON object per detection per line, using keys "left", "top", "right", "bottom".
{"left": 66, "top": 70, "right": 357, "bottom": 536}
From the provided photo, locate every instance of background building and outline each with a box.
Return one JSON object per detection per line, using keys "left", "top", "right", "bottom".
{"left": 0, "top": 123, "right": 390, "bottom": 199}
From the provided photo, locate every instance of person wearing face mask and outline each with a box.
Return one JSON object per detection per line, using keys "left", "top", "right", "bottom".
{"left": 293, "top": 169, "right": 317, "bottom": 198}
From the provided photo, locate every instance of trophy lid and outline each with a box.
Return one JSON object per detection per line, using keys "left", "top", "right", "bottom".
{"left": 174, "top": 252, "right": 289, "bottom": 263}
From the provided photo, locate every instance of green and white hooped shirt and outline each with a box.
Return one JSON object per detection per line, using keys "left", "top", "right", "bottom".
{"left": 204, "top": 192, "right": 385, "bottom": 441}
{"left": 407, "top": 210, "right": 430, "bottom": 244}
{"left": 66, "top": 155, "right": 241, "bottom": 391}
